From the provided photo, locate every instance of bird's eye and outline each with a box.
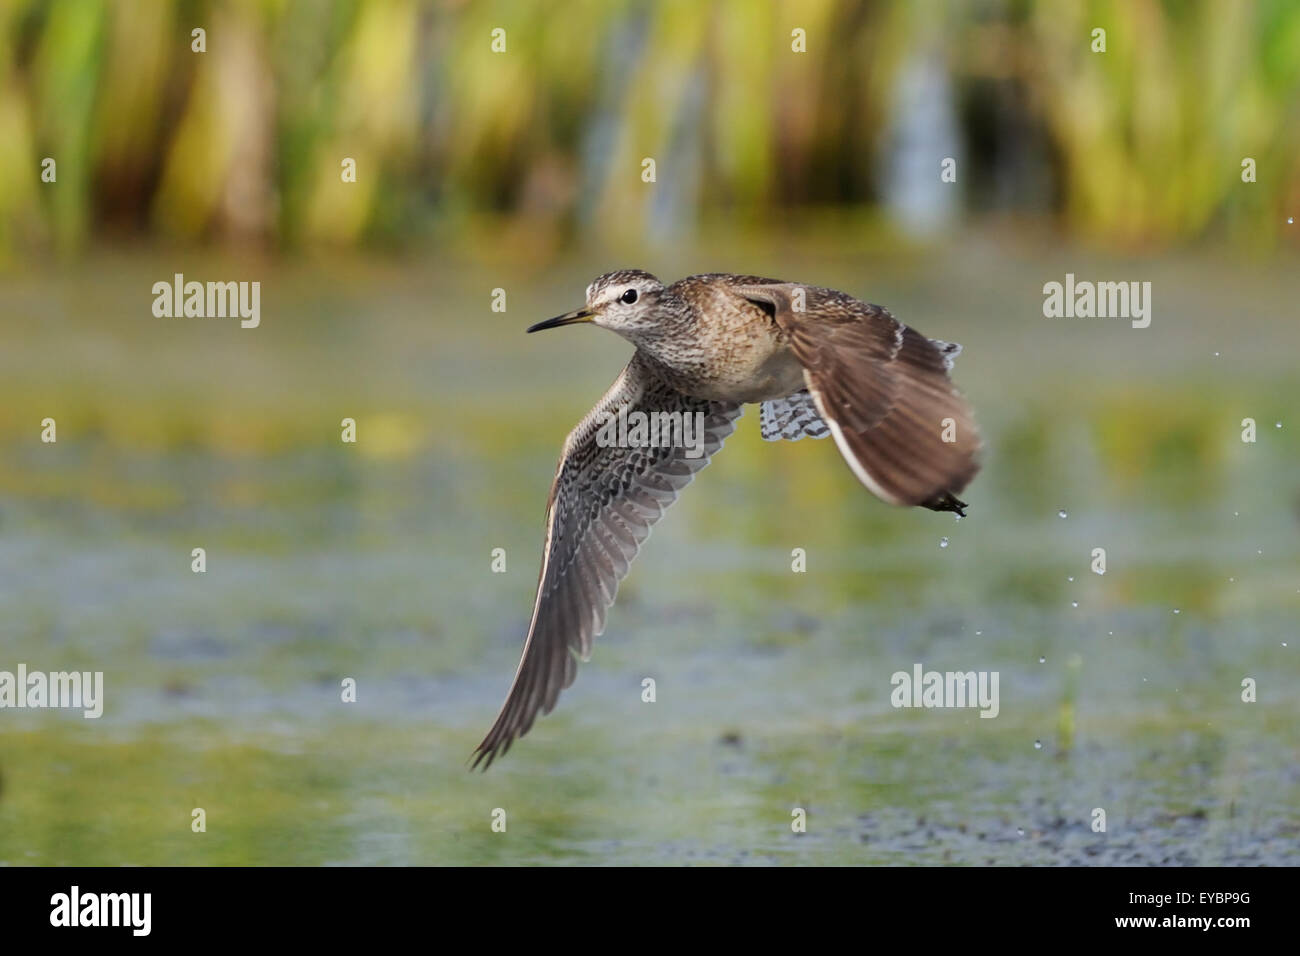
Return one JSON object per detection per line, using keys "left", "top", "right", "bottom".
{"left": 621, "top": 288, "right": 638, "bottom": 304}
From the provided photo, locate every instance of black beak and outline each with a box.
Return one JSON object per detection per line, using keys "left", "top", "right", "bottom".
{"left": 527, "top": 308, "right": 592, "bottom": 333}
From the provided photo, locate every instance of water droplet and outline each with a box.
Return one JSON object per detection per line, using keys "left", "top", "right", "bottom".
{"left": 1033, "top": 740, "right": 1043, "bottom": 750}
{"left": 1233, "top": 511, "right": 1239, "bottom": 517}
{"left": 1038, "top": 656, "right": 1046, "bottom": 664}
{"left": 1071, "top": 601, "right": 1079, "bottom": 608}
{"left": 1284, "top": 642, "right": 1289, "bottom": 648}
{"left": 939, "top": 537, "right": 950, "bottom": 549}
{"left": 1067, "top": 576, "right": 1074, "bottom": 582}
{"left": 1108, "top": 631, "right": 1114, "bottom": 636}
{"left": 953, "top": 513, "right": 963, "bottom": 522}
{"left": 1276, "top": 422, "right": 1283, "bottom": 429}
{"left": 1017, "top": 827, "right": 1025, "bottom": 836}
{"left": 1213, "top": 351, "right": 1220, "bottom": 357}
{"left": 1290, "top": 217, "right": 1296, "bottom": 225}
{"left": 975, "top": 630, "right": 982, "bottom": 636}
{"left": 1173, "top": 608, "right": 1181, "bottom": 614}
{"left": 1229, "top": 577, "right": 1235, "bottom": 582}
{"left": 1057, "top": 510, "right": 1068, "bottom": 518}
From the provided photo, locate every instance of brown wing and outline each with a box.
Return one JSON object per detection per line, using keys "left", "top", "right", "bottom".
{"left": 472, "top": 353, "right": 743, "bottom": 768}
{"left": 732, "top": 281, "right": 980, "bottom": 512}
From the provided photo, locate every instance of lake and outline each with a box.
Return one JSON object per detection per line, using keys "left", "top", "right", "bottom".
{"left": 1, "top": 235, "right": 1296, "bottom": 864}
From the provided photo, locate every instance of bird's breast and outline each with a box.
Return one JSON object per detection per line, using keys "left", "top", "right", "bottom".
{"left": 647, "top": 317, "right": 805, "bottom": 403}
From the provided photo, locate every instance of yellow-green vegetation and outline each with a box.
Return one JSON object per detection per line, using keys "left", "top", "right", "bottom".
{"left": 2, "top": 0, "right": 1300, "bottom": 259}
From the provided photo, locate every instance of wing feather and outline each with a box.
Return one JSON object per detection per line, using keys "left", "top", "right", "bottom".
{"left": 734, "top": 282, "right": 980, "bottom": 512}
{"left": 472, "top": 354, "right": 742, "bottom": 768}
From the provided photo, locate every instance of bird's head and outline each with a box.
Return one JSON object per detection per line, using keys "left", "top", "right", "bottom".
{"left": 528, "top": 270, "right": 667, "bottom": 343}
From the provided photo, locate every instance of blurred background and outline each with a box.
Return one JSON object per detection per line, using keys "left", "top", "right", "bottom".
{"left": 4, "top": 0, "right": 1300, "bottom": 254}
{"left": 0, "top": 0, "right": 1297, "bottom": 865}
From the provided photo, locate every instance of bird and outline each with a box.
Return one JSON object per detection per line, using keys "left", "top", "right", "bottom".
{"left": 472, "top": 270, "right": 981, "bottom": 768}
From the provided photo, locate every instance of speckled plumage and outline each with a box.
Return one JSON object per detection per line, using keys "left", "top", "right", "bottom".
{"left": 472, "top": 270, "right": 981, "bottom": 768}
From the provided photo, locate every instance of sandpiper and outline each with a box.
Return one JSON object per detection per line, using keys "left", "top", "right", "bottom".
{"left": 473, "top": 270, "right": 981, "bottom": 768}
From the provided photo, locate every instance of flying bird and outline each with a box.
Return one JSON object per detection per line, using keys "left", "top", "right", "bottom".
{"left": 473, "top": 271, "right": 980, "bottom": 767}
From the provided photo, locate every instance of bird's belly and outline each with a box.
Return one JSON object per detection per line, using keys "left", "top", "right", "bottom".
{"left": 689, "top": 345, "right": 806, "bottom": 404}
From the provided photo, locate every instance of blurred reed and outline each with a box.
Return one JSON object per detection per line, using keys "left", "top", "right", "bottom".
{"left": 0, "top": 0, "right": 1297, "bottom": 260}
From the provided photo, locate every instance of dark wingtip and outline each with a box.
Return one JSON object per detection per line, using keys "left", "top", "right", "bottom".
{"left": 923, "top": 491, "right": 968, "bottom": 516}
{"left": 469, "top": 731, "right": 515, "bottom": 771}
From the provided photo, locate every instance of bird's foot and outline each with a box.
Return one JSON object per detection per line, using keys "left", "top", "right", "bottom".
{"left": 923, "top": 491, "right": 968, "bottom": 516}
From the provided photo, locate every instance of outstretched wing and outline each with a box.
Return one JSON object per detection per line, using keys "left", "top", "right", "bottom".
{"left": 733, "top": 281, "right": 980, "bottom": 512}
{"left": 473, "top": 353, "right": 743, "bottom": 768}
